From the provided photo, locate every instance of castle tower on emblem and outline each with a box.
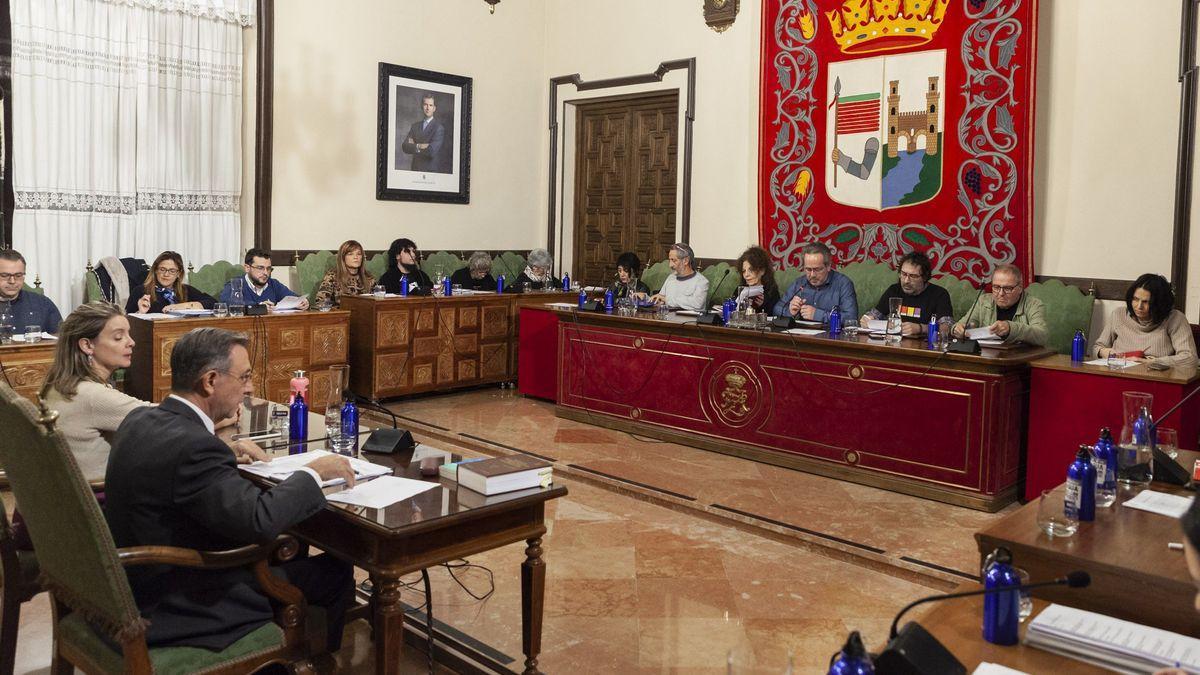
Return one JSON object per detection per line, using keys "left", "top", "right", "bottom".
{"left": 886, "top": 76, "right": 940, "bottom": 158}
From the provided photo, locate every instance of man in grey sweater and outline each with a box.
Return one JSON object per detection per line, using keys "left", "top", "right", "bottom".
{"left": 649, "top": 243, "right": 709, "bottom": 312}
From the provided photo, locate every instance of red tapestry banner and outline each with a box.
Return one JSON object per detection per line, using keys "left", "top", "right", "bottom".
{"left": 758, "top": 0, "right": 1038, "bottom": 284}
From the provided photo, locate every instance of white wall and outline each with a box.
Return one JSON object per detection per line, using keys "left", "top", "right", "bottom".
{"left": 265, "top": 0, "right": 548, "bottom": 253}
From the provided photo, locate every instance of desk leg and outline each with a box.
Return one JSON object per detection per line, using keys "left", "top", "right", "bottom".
{"left": 371, "top": 572, "right": 404, "bottom": 675}
{"left": 521, "top": 537, "right": 545, "bottom": 675}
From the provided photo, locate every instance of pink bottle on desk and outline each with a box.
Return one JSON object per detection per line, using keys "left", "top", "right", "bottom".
{"left": 289, "top": 369, "right": 309, "bottom": 404}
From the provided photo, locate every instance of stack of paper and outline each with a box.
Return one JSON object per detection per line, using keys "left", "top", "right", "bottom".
{"left": 1122, "top": 490, "right": 1194, "bottom": 518}
{"left": 273, "top": 296, "right": 306, "bottom": 311}
{"left": 1025, "top": 604, "right": 1200, "bottom": 672}
{"left": 9, "top": 332, "right": 57, "bottom": 341}
{"left": 240, "top": 449, "right": 392, "bottom": 487}
{"left": 326, "top": 475, "right": 438, "bottom": 508}
{"left": 167, "top": 308, "right": 214, "bottom": 316}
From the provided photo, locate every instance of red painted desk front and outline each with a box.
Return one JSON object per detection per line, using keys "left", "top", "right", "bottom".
{"left": 1025, "top": 355, "right": 1200, "bottom": 501}
{"left": 554, "top": 309, "right": 1051, "bottom": 511}
{"left": 517, "top": 306, "right": 559, "bottom": 401}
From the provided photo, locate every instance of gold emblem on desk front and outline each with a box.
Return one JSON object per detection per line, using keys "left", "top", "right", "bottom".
{"left": 709, "top": 362, "right": 762, "bottom": 427}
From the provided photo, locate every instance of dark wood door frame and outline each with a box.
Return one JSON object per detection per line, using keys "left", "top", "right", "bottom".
{"left": 547, "top": 59, "right": 695, "bottom": 276}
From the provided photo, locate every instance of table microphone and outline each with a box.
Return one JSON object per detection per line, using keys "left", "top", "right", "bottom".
{"left": 947, "top": 282, "right": 986, "bottom": 355}
{"left": 696, "top": 268, "right": 732, "bottom": 325}
{"left": 874, "top": 571, "right": 1089, "bottom": 675}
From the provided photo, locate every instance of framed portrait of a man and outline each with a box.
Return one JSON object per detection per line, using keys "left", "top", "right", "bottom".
{"left": 376, "top": 62, "right": 472, "bottom": 203}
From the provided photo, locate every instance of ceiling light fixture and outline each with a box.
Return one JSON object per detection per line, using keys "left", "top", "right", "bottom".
{"left": 485, "top": 0, "right": 500, "bottom": 14}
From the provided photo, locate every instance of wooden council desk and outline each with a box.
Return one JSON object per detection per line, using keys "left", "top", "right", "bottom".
{"left": 0, "top": 340, "right": 56, "bottom": 402}
{"left": 238, "top": 432, "right": 567, "bottom": 675}
{"left": 1026, "top": 354, "right": 1200, "bottom": 500}
{"left": 127, "top": 311, "right": 350, "bottom": 406}
{"left": 341, "top": 292, "right": 566, "bottom": 401}
{"left": 553, "top": 308, "right": 1053, "bottom": 511}
{"left": 976, "top": 463, "right": 1199, "bottom": 637}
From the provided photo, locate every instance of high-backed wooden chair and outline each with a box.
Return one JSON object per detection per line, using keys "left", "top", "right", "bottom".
{"left": 0, "top": 384, "right": 316, "bottom": 674}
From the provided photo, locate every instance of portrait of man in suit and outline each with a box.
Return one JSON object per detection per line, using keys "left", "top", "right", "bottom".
{"left": 397, "top": 91, "right": 453, "bottom": 174}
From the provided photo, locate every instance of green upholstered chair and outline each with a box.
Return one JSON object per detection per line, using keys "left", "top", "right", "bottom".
{"left": 420, "top": 251, "right": 466, "bottom": 281}
{"left": 295, "top": 250, "right": 336, "bottom": 302}
{"left": 189, "top": 260, "right": 243, "bottom": 299}
{"left": 839, "top": 261, "right": 898, "bottom": 318}
{"left": 774, "top": 267, "right": 803, "bottom": 300}
{"left": 491, "top": 252, "right": 527, "bottom": 284}
{"left": 641, "top": 260, "right": 672, "bottom": 294}
{"left": 365, "top": 252, "right": 388, "bottom": 282}
{"left": 931, "top": 273, "right": 981, "bottom": 322}
{"left": 0, "top": 384, "right": 315, "bottom": 674}
{"left": 20, "top": 283, "right": 41, "bottom": 296}
{"left": 702, "top": 262, "right": 740, "bottom": 307}
{"left": 1025, "top": 278, "right": 1096, "bottom": 354}
{"left": 0, "top": 500, "right": 41, "bottom": 675}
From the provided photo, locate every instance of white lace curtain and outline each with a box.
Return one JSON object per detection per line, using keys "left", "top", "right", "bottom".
{"left": 10, "top": 0, "right": 252, "bottom": 312}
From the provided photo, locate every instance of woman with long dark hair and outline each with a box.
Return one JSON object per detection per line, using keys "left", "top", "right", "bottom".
{"left": 128, "top": 251, "right": 216, "bottom": 314}
{"left": 733, "top": 245, "right": 781, "bottom": 313}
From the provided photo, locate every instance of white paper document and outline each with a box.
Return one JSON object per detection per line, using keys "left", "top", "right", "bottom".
{"left": 784, "top": 328, "right": 825, "bottom": 336}
{"left": 1083, "top": 358, "right": 1138, "bottom": 369}
{"left": 1026, "top": 603, "right": 1200, "bottom": 671}
{"left": 326, "top": 475, "right": 438, "bottom": 509}
{"left": 971, "top": 664, "right": 1029, "bottom": 675}
{"left": 274, "top": 295, "right": 306, "bottom": 311}
{"left": 9, "top": 332, "right": 57, "bottom": 341}
{"left": 240, "top": 449, "right": 392, "bottom": 487}
{"left": 127, "top": 313, "right": 181, "bottom": 320}
{"left": 966, "top": 326, "right": 999, "bottom": 340}
{"left": 167, "top": 308, "right": 213, "bottom": 316}
{"left": 865, "top": 319, "right": 888, "bottom": 332}
{"left": 1121, "top": 490, "right": 1194, "bottom": 518}
{"left": 546, "top": 302, "right": 577, "bottom": 309}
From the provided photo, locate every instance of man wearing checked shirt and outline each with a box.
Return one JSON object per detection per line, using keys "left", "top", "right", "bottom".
{"left": 774, "top": 242, "right": 859, "bottom": 323}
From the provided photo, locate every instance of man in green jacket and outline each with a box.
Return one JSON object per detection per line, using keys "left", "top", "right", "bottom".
{"left": 952, "top": 264, "right": 1047, "bottom": 346}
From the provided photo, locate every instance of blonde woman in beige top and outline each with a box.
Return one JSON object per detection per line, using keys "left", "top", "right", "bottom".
{"left": 1093, "top": 274, "right": 1198, "bottom": 370}
{"left": 39, "top": 303, "right": 265, "bottom": 483}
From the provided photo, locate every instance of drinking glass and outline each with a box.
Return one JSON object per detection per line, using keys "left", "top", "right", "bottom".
{"left": 1156, "top": 427, "right": 1179, "bottom": 460}
{"left": 316, "top": 298, "right": 333, "bottom": 313}
{"left": 1118, "top": 391, "right": 1154, "bottom": 486}
{"left": 655, "top": 304, "right": 669, "bottom": 320}
{"left": 229, "top": 279, "right": 245, "bottom": 316}
{"left": 937, "top": 316, "right": 953, "bottom": 350}
{"left": 1014, "top": 567, "right": 1032, "bottom": 621}
{"left": 1107, "top": 352, "right": 1129, "bottom": 370}
{"left": 24, "top": 325, "right": 41, "bottom": 343}
{"left": 452, "top": 284, "right": 463, "bottom": 296}
{"left": 372, "top": 284, "right": 386, "bottom": 297}
{"left": 1035, "top": 489, "right": 1078, "bottom": 537}
{"left": 886, "top": 298, "right": 902, "bottom": 344}
{"left": 326, "top": 365, "right": 352, "bottom": 453}
{"left": 213, "top": 302, "right": 229, "bottom": 318}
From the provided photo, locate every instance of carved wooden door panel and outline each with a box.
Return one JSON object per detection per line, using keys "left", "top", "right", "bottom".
{"left": 573, "top": 92, "right": 678, "bottom": 286}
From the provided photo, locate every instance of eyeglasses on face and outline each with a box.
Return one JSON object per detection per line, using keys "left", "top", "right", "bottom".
{"left": 249, "top": 265, "right": 274, "bottom": 273}
{"left": 899, "top": 271, "right": 924, "bottom": 281}
{"left": 803, "top": 266, "right": 828, "bottom": 274}
{"left": 156, "top": 267, "right": 180, "bottom": 276}
{"left": 992, "top": 284, "right": 1020, "bottom": 294}
{"left": 0, "top": 273, "right": 26, "bottom": 282}
{"left": 220, "top": 369, "right": 254, "bottom": 384}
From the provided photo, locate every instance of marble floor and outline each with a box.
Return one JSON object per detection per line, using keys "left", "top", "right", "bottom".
{"left": 5, "top": 386, "right": 1016, "bottom": 673}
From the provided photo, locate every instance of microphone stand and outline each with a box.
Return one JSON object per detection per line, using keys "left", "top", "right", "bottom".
{"left": 888, "top": 575, "right": 1083, "bottom": 639}
{"left": 1146, "top": 381, "right": 1200, "bottom": 486}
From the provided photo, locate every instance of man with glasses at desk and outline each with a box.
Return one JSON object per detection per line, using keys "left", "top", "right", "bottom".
{"left": 219, "top": 248, "right": 309, "bottom": 309}
{"left": 774, "top": 242, "right": 858, "bottom": 323}
{"left": 952, "top": 263, "right": 1047, "bottom": 346}
{"left": 0, "top": 249, "right": 62, "bottom": 334}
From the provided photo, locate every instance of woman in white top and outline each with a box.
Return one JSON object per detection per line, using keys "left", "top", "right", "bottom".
{"left": 39, "top": 302, "right": 264, "bottom": 483}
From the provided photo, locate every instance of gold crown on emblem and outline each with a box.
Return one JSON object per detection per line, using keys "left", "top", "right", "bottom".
{"left": 825, "top": 0, "right": 949, "bottom": 55}
{"left": 724, "top": 372, "right": 747, "bottom": 389}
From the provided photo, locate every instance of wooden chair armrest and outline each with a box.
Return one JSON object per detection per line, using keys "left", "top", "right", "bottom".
{"left": 117, "top": 534, "right": 297, "bottom": 570}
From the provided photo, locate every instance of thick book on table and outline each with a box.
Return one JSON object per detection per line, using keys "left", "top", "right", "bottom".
{"left": 457, "top": 455, "right": 552, "bottom": 496}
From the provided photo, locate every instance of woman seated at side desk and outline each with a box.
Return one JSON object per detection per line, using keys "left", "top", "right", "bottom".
{"left": 41, "top": 302, "right": 266, "bottom": 483}
{"left": 315, "top": 239, "right": 375, "bottom": 306}
{"left": 449, "top": 251, "right": 498, "bottom": 291}
{"left": 1093, "top": 274, "right": 1197, "bottom": 370}
{"left": 127, "top": 251, "right": 216, "bottom": 314}
{"left": 510, "top": 248, "right": 560, "bottom": 292}
{"left": 611, "top": 251, "right": 650, "bottom": 299}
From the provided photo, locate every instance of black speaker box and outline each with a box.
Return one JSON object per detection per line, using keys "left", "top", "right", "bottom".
{"left": 244, "top": 304, "right": 269, "bottom": 316}
{"left": 578, "top": 300, "right": 604, "bottom": 312}
{"left": 770, "top": 316, "right": 795, "bottom": 331}
{"left": 361, "top": 428, "right": 415, "bottom": 455}
{"left": 874, "top": 622, "right": 966, "bottom": 675}
{"left": 946, "top": 339, "right": 980, "bottom": 355}
{"left": 696, "top": 312, "right": 724, "bottom": 326}
{"left": 1154, "top": 446, "right": 1194, "bottom": 486}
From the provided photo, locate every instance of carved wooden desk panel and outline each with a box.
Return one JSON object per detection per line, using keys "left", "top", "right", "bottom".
{"left": 126, "top": 312, "right": 350, "bottom": 404}
{"left": 343, "top": 293, "right": 565, "bottom": 400}
{"left": 554, "top": 310, "right": 1051, "bottom": 511}
{"left": 0, "top": 342, "right": 56, "bottom": 402}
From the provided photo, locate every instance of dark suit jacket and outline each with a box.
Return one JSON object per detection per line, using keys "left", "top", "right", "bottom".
{"left": 379, "top": 266, "right": 433, "bottom": 295}
{"left": 104, "top": 398, "right": 327, "bottom": 650}
{"left": 400, "top": 117, "right": 447, "bottom": 173}
{"left": 449, "top": 266, "right": 497, "bottom": 292}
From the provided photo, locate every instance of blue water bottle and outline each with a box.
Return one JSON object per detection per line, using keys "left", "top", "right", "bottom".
{"left": 982, "top": 547, "right": 1020, "bottom": 645}
{"left": 340, "top": 398, "right": 359, "bottom": 452}
{"left": 497, "top": 274, "right": 505, "bottom": 294}
{"left": 399, "top": 274, "right": 409, "bottom": 297}
{"left": 1071, "top": 329, "right": 1086, "bottom": 363}
{"left": 827, "top": 631, "right": 874, "bottom": 675}
{"left": 562, "top": 273, "right": 571, "bottom": 292}
{"left": 578, "top": 288, "right": 587, "bottom": 308}
{"left": 443, "top": 277, "right": 452, "bottom": 296}
{"left": 288, "top": 392, "right": 308, "bottom": 453}
{"left": 1066, "top": 445, "right": 1096, "bottom": 522}
{"left": 1093, "top": 427, "right": 1117, "bottom": 508}
{"left": 721, "top": 298, "right": 733, "bottom": 324}
{"left": 828, "top": 305, "right": 842, "bottom": 336}
{"left": 604, "top": 288, "right": 614, "bottom": 312}
{"left": 927, "top": 314, "right": 939, "bottom": 348}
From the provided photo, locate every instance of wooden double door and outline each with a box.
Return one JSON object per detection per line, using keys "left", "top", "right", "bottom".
{"left": 572, "top": 91, "right": 679, "bottom": 287}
